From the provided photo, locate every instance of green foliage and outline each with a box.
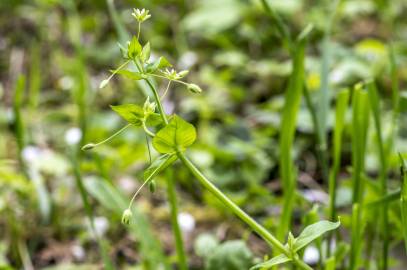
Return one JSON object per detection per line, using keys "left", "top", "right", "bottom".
{"left": 152, "top": 115, "right": 197, "bottom": 153}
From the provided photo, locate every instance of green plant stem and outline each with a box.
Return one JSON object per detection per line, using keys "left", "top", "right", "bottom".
{"left": 142, "top": 74, "right": 187, "bottom": 270}
{"left": 166, "top": 168, "right": 188, "bottom": 270}
{"left": 178, "top": 152, "right": 312, "bottom": 270}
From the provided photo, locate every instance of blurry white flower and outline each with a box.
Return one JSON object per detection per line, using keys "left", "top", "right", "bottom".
{"left": 58, "top": 76, "right": 74, "bottom": 90}
{"left": 22, "top": 146, "right": 42, "bottom": 163}
{"left": 177, "top": 212, "right": 195, "bottom": 233}
{"left": 93, "top": 216, "right": 109, "bottom": 236}
{"left": 303, "top": 245, "right": 319, "bottom": 265}
{"left": 178, "top": 51, "right": 198, "bottom": 70}
{"left": 71, "top": 244, "right": 86, "bottom": 261}
{"left": 64, "top": 127, "right": 82, "bottom": 145}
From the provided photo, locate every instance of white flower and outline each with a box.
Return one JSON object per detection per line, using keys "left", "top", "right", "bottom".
{"left": 71, "top": 244, "right": 86, "bottom": 261}
{"left": 93, "top": 216, "right": 109, "bottom": 236}
{"left": 22, "top": 146, "right": 42, "bottom": 163}
{"left": 303, "top": 245, "right": 320, "bottom": 265}
{"left": 131, "top": 8, "right": 151, "bottom": 23}
{"left": 177, "top": 212, "right": 195, "bottom": 233}
{"left": 64, "top": 127, "right": 82, "bottom": 145}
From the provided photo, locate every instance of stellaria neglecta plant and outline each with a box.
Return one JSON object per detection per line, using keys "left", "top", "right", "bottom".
{"left": 82, "top": 7, "right": 339, "bottom": 270}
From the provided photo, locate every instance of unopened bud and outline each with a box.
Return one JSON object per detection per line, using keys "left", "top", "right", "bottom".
{"left": 148, "top": 180, "right": 156, "bottom": 193}
{"left": 187, "top": 83, "right": 202, "bottom": 94}
{"left": 121, "top": 208, "right": 133, "bottom": 225}
{"left": 81, "top": 143, "right": 96, "bottom": 151}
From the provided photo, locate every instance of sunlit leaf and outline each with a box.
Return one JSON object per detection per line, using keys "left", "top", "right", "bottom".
{"left": 293, "top": 220, "right": 340, "bottom": 252}
{"left": 250, "top": 254, "right": 291, "bottom": 270}
{"left": 152, "top": 115, "right": 196, "bottom": 153}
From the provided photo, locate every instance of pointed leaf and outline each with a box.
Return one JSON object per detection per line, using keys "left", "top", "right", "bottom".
{"left": 152, "top": 115, "right": 196, "bottom": 153}
{"left": 146, "top": 56, "right": 172, "bottom": 73}
{"left": 250, "top": 254, "right": 291, "bottom": 270}
{"left": 140, "top": 42, "right": 151, "bottom": 63}
{"left": 115, "top": 70, "right": 145, "bottom": 80}
{"left": 144, "top": 153, "right": 177, "bottom": 181}
{"left": 127, "top": 36, "right": 142, "bottom": 59}
{"left": 110, "top": 104, "right": 144, "bottom": 126}
{"left": 294, "top": 220, "right": 340, "bottom": 252}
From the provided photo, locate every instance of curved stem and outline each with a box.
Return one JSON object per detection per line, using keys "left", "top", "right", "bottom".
{"left": 161, "top": 80, "right": 171, "bottom": 99}
{"left": 177, "top": 152, "right": 312, "bottom": 270}
{"left": 91, "top": 124, "right": 132, "bottom": 148}
{"left": 142, "top": 120, "right": 156, "bottom": 137}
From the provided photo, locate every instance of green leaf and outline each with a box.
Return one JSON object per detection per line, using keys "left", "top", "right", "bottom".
{"left": 146, "top": 56, "right": 172, "bottom": 73}
{"left": 110, "top": 104, "right": 144, "bottom": 126}
{"left": 140, "top": 42, "right": 151, "bottom": 63}
{"left": 250, "top": 254, "right": 291, "bottom": 270}
{"left": 127, "top": 36, "right": 142, "bottom": 59}
{"left": 144, "top": 153, "right": 177, "bottom": 181}
{"left": 111, "top": 103, "right": 163, "bottom": 127}
{"left": 293, "top": 220, "right": 340, "bottom": 252}
{"left": 115, "top": 70, "right": 145, "bottom": 80}
{"left": 152, "top": 115, "right": 196, "bottom": 153}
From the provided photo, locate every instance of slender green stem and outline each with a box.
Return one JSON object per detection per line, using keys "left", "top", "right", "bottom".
{"left": 141, "top": 72, "right": 188, "bottom": 270}
{"left": 166, "top": 168, "right": 188, "bottom": 270}
{"left": 142, "top": 121, "right": 156, "bottom": 137}
{"left": 178, "top": 152, "right": 312, "bottom": 270}
{"left": 83, "top": 124, "right": 131, "bottom": 150}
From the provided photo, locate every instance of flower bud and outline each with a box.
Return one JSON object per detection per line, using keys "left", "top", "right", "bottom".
{"left": 121, "top": 208, "right": 133, "bottom": 225}
{"left": 81, "top": 143, "right": 96, "bottom": 151}
{"left": 143, "top": 96, "right": 156, "bottom": 115}
{"left": 148, "top": 180, "right": 156, "bottom": 193}
{"left": 187, "top": 83, "right": 202, "bottom": 94}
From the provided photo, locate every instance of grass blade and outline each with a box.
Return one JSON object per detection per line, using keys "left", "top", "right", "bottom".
{"left": 367, "top": 80, "right": 389, "bottom": 269}
{"left": 349, "top": 85, "right": 370, "bottom": 270}
{"left": 277, "top": 31, "right": 308, "bottom": 242}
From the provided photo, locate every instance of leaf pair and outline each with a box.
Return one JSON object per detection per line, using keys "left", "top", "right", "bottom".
{"left": 250, "top": 220, "right": 340, "bottom": 269}
{"left": 111, "top": 104, "right": 162, "bottom": 126}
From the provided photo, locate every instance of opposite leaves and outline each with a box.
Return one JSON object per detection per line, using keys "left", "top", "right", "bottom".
{"left": 111, "top": 104, "right": 162, "bottom": 126}
{"left": 153, "top": 115, "right": 196, "bottom": 153}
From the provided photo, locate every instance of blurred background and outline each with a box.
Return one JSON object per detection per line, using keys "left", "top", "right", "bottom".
{"left": 1, "top": 0, "right": 407, "bottom": 269}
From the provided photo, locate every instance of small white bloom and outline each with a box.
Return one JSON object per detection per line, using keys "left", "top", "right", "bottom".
{"left": 71, "top": 244, "right": 86, "bottom": 261}
{"left": 303, "top": 245, "right": 320, "bottom": 265}
{"left": 58, "top": 76, "right": 74, "bottom": 90}
{"left": 179, "top": 51, "right": 198, "bottom": 69}
{"left": 132, "top": 8, "right": 151, "bottom": 23}
{"left": 22, "top": 146, "right": 42, "bottom": 163}
{"left": 177, "top": 212, "right": 195, "bottom": 233}
{"left": 64, "top": 127, "right": 82, "bottom": 145}
{"left": 93, "top": 216, "right": 109, "bottom": 236}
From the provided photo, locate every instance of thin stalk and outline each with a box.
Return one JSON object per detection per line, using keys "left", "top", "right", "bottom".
{"left": 303, "top": 85, "right": 329, "bottom": 184}
{"left": 349, "top": 87, "right": 369, "bottom": 270}
{"left": 367, "top": 81, "right": 388, "bottom": 269}
{"left": 399, "top": 154, "right": 407, "bottom": 255}
{"left": 70, "top": 149, "right": 114, "bottom": 269}
{"left": 327, "top": 89, "right": 349, "bottom": 256}
{"left": 141, "top": 73, "right": 186, "bottom": 270}
{"left": 178, "top": 152, "right": 312, "bottom": 270}
{"left": 166, "top": 168, "right": 188, "bottom": 270}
